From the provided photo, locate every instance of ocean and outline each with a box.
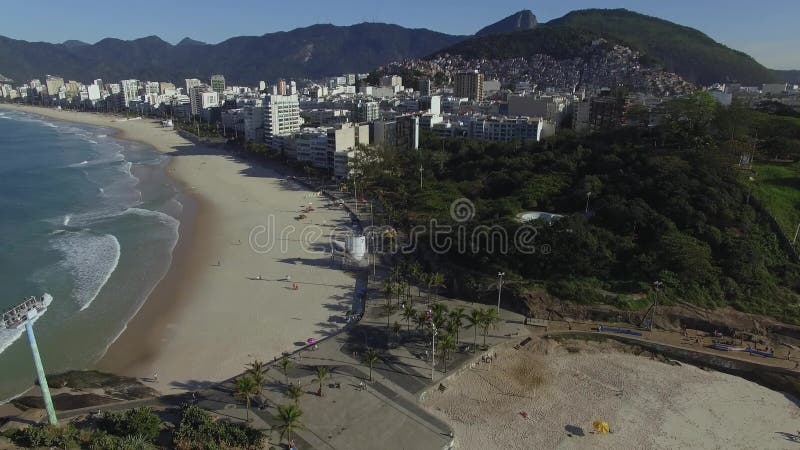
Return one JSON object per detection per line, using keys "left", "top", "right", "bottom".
{"left": 0, "top": 109, "right": 181, "bottom": 401}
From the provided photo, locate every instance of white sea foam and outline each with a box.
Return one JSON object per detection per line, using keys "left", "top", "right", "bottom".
{"left": 51, "top": 231, "right": 120, "bottom": 311}
{"left": 125, "top": 207, "right": 180, "bottom": 230}
{"left": 0, "top": 293, "right": 53, "bottom": 357}
{"left": 95, "top": 210, "right": 180, "bottom": 360}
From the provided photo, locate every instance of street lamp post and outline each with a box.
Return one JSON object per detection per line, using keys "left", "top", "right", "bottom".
{"left": 793, "top": 222, "right": 800, "bottom": 246}
{"left": 496, "top": 272, "right": 505, "bottom": 313}
{"left": 430, "top": 320, "right": 438, "bottom": 380}
{"left": 585, "top": 192, "right": 592, "bottom": 215}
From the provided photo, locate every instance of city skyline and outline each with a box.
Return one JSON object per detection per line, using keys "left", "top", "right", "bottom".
{"left": 0, "top": 0, "right": 798, "bottom": 69}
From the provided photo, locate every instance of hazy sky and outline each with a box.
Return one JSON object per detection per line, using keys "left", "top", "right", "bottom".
{"left": 2, "top": 0, "right": 798, "bottom": 69}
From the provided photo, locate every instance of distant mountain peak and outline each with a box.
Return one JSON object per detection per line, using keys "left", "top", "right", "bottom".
{"left": 62, "top": 39, "right": 90, "bottom": 49}
{"left": 476, "top": 10, "right": 538, "bottom": 36}
{"left": 177, "top": 37, "right": 206, "bottom": 47}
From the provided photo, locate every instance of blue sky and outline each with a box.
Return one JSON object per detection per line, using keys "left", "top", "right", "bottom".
{"left": 2, "top": 0, "right": 798, "bottom": 69}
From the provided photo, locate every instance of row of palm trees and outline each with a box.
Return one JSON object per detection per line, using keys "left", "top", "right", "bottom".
{"left": 382, "top": 261, "right": 447, "bottom": 308}
{"left": 384, "top": 302, "right": 502, "bottom": 372}
{"left": 233, "top": 357, "right": 327, "bottom": 448}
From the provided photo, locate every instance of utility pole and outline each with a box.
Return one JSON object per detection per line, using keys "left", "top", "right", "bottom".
{"left": 496, "top": 272, "right": 505, "bottom": 313}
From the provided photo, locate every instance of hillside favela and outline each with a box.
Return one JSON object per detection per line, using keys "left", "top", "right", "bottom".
{"left": 2, "top": 2, "right": 800, "bottom": 449}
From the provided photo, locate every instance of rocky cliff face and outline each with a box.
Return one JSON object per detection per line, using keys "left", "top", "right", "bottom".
{"left": 476, "top": 10, "right": 538, "bottom": 36}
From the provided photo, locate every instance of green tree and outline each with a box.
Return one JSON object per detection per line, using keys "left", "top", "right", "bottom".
{"left": 391, "top": 321, "right": 402, "bottom": 343}
{"left": 663, "top": 92, "right": 719, "bottom": 150}
{"left": 274, "top": 404, "right": 305, "bottom": 448}
{"left": 448, "top": 307, "right": 467, "bottom": 343}
{"left": 401, "top": 307, "right": 417, "bottom": 332}
{"left": 100, "top": 407, "right": 162, "bottom": 442}
{"left": 439, "top": 333, "right": 457, "bottom": 372}
{"left": 286, "top": 383, "right": 304, "bottom": 406}
{"left": 234, "top": 375, "right": 259, "bottom": 422}
{"left": 364, "top": 348, "right": 380, "bottom": 381}
{"left": 465, "top": 309, "right": 482, "bottom": 352}
{"left": 479, "top": 308, "right": 501, "bottom": 348}
{"left": 383, "top": 302, "right": 399, "bottom": 331}
{"left": 314, "top": 366, "right": 330, "bottom": 397}
{"left": 279, "top": 357, "right": 293, "bottom": 384}
{"left": 246, "top": 359, "right": 268, "bottom": 407}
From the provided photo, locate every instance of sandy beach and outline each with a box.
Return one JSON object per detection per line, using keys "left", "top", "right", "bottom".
{"left": 0, "top": 104, "right": 358, "bottom": 393}
{"left": 423, "top": 337, "right": 800, "bottom": 449}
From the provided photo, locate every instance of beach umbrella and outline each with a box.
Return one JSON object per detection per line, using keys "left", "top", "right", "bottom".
{"left": 593, "top": 420, "right": 610, "bottom": 434}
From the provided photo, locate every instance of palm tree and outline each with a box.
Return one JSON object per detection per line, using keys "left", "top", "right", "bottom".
{"left": 279, "top": 357, "right": 293, "bottom": 384}
{"left": 391, "top": 321, "right": 402, "bottom": 344}
{"left": 382, "top": 302, "right": 399, "bottom": 331}
{"left": 401, "top": 307, "right": 416, "bottom": 332}
{"left": 424, "top": 273, "right": 435, "bottom": 304}
{"left": 234, "top": 374, "right": 259, "bottom": 422}
{"left": 286, "top": 383, "right": 304, "bottom": 406}
{"left": 246, "top": 359, "right": 268, "bottom": 378}
{"left": 465, "top": 309, "right": 482, "bottom": 352}
{"left": 314, "top": 366, "right": 329, "bottom": 397}
{"left": 364, "top": 347, "right": 380, "bottom": 381}
{"left": 415, "top": 312, "right": 429, "bottom": 336}
{"left": 410, "top": 262, "right": 423, "bottom": 302}
{"left": 430, "top": 272, "right": 446, "bottom": 303}
{"left": 274, "top": 404, "right": 305, "bottom": 447}
{"left": 383, "top": 279, "right": 395, "bottom": 303}
{"left": 479, "top": 308, "right": 501, "bottom": 348}
{"left": 466, "top": 278, "right": 482, "bottom": 304}
{"left": 246, "top": 359, "right": 268, "bottom": 406}
{"left": 448, "top": 307, "right": 467, "bottom": 343}
{"left": 431, "top": 303, "right": 449, "bottom": 330}
{"left": 439, "top": 333, "right": 456, "bottom": 372}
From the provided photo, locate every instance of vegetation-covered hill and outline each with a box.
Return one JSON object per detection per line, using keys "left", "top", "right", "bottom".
{"left": 436, "top": 8, "right": 777, "bottom": 85}
{"left": 0, "top": 24, "right": 466, "bottom": 84}
{"left": 354, "top": 94, "right": 800, "bottom": 322}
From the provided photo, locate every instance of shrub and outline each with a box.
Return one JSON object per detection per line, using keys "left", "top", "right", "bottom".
{"left": 12, "top": 424, "right": 79, "bottom": 448}
{"left": 174, "top": 403, "right": 264, "bottom": 449}
{"left": 100, "top": 407, "right": 162, "bottom": 442}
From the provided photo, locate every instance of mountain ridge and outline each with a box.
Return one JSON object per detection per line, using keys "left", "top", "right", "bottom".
{"left": 435, "top": 8, "right": 778, "bottom": 85}
{"left": 0, "top": 10, "right": 794, "bottom": 86}
{"left": 0, "top": 23, "right": 466, "bottom": 84}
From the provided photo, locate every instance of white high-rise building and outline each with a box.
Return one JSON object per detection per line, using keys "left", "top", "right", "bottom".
{"left": 200, "top": 91, "right": 219, "bottom": 109}
{"left": 264, "top": 94, "right": 301, "bottom": 141}
{"left": 120, "top": 79, "right": 139, "bottom": 107}
{"left": 87, "top": 84, "right": 102, "bottom": 101}
{"left": 185, "top": 78, "right": 201, "bottom": 96}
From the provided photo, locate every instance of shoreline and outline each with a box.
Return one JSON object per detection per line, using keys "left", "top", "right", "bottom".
{"left": 0, "top": 104, "right": 357, "bottom": 394}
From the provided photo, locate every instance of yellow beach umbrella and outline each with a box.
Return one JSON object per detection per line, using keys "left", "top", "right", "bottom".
{"left": 593, "top": 420, "right": 610, "bottom": 434}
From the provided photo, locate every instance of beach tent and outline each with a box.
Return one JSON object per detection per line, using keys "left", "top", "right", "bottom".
{"left": 593, "top": 421, "right": 610, "bottom": 434}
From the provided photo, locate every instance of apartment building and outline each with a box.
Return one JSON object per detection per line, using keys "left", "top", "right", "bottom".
{"left": 454, "top": 71, "right": 484, "bottom": 101}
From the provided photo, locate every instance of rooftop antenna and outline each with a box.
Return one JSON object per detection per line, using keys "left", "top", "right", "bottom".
{"left": 2, "top": 296, "right": 57, "bottom": 424}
